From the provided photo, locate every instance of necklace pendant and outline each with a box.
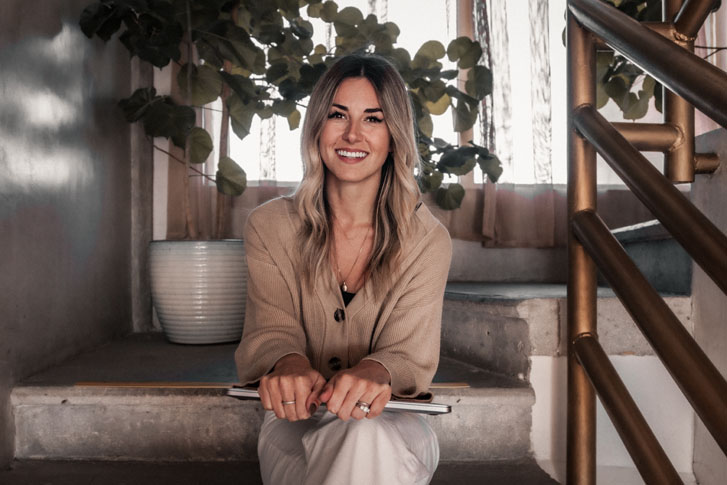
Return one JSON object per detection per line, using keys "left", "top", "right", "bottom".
{"left": 341, "top": 281, "right": 348, "bottom": 292}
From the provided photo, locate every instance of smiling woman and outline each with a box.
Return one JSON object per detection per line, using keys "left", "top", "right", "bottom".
{"left": 234, "top": 54, "right": 452, "bottom": 485}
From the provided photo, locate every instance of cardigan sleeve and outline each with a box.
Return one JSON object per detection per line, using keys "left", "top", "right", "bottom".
{"left": 362, "top": 223, "right": 452, "bottom": 398}
{"left": 234, "top": 208, "right": 308, "bottom": 386}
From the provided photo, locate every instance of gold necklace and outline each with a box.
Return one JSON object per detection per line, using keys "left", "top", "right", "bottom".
{"left": 334, "top": 226, "right": 371, "bottom": 293}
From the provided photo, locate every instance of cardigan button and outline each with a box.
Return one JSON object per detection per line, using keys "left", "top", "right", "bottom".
{"left": 334, "top": 308, "right": 345, "bottom": 322}
{"left": 328, "top": 356, "right": 342, "bottom": 371}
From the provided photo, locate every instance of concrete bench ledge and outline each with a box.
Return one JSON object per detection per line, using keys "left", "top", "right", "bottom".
{"left": 12, "top": 335, "right": 535, "bottom": 462}
{"left": 442, "top": 283, "right": 692, "bottom": 378}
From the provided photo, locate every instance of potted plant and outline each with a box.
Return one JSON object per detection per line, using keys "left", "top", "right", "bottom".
{"left": 79, "top": 0, "right": 501, "bottom": 343}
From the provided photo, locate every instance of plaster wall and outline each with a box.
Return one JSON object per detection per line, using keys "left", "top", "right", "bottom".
{"left": 0, "top": 0, "right": 133, "bottom": 466}
{"left": 691, "top": 129, "right": 727, "bottom": 485}
{"left": 531, "top": 355, "right": 696, "bottom": 483}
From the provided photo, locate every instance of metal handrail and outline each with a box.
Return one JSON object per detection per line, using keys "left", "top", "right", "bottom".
{"left": 573, "top": 334, "right": 683, "bottom": 484}
{"left": 569, "top": 0, "right": 727, "bottom": 128}
{"left": 566, "top": 0, "right": 726, "bottom": 482}
{"left": 573, "top": 105, "right": 727, "bottom": 294}
{"left": 573, "top": 209, "right": 727, "bottom": 453}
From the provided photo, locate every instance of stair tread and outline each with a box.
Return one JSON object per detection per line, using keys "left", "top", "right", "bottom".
{"left": 445, "top": 282, "right": 688, "bottom": 301}
{"left": 17, "top": 333, "right": 526, "bottom": 391}
{"left": 0, "top": 459, "right": 559, "bottom": 485}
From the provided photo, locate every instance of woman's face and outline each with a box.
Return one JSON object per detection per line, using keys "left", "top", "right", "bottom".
{"left": 318, "top": 77, "right": 391, "bottom": 189}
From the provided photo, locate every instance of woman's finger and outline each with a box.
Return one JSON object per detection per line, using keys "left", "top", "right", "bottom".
{"left": 266, "top": 377, "right": 286, "bottom": 420}
{"left": 305, "top": 373, "right": 326, "bottom": 415}
{"left": 293, "top": 375, "right": 313, "bottom": 419}
{"left": 278, "top": 377, "right": 299, "bottom": 421}
{"left": 258, "top": 378, "right": 272, "bottom": 411}
{"left": 350, "top": 391, "right": 376, "bottom": 421}
{"left": 367, "top": 389, "right": 390, "bottom": 419}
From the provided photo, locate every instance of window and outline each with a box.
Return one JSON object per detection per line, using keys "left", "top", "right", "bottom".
{"left": 229, "top": 0, "right": 459, "bottom": 184}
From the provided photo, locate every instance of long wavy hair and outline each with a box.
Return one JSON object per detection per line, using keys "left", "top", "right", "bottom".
{"left": 293, "top": 54, "right": 421, "bottom": 292}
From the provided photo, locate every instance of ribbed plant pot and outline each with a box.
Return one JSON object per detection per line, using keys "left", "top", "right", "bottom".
{"left": 149, "top": 240, "right": 247, "bottom": 344}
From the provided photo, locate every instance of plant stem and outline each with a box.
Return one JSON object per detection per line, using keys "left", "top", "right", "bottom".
{"left": 153, "top": 144, "right": 216, "bottom": 183}
{"left": 182, "top": 0, "right": 197, "bottom": 240}
{"left": 214, "top": 3, "right": 239, "bottom": 239}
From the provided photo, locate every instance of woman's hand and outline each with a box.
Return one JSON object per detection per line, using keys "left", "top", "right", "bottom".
{"left": 319, "top": 360, "right": 392, "bottom": 421}
{"left": 259, "top": 354, "right": 326, "bottom": 422}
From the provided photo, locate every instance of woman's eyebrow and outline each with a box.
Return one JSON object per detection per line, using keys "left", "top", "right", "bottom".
{"left": 331, "top": 103, "right": 383, "bottom": 114}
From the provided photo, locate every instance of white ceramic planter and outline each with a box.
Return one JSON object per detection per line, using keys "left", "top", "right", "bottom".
{"left": 149, "top": 240, "right": 247, "bottom": 344}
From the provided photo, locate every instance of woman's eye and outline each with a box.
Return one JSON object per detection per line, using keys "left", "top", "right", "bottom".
{"left": 367, "top": 116, "right": 384, "bottom": 123}
{"left": 327, "top": 111, "right": 345, "bottom": 119}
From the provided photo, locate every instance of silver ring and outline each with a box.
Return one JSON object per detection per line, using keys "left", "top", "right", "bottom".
{"left": 282, "top": 400, "right": 296, "bottom": 405}
{"left": 356, "top": 401, "right": 371, "bottom": 414}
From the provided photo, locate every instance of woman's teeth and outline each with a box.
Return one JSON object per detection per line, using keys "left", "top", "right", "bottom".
{"left": 336, "top": 150, "right": 367, "bottom": 158}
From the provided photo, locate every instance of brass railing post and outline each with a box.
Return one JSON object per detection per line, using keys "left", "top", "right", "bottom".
{"left": 566, "top": 9, "right": 597, "bottom": 485}
{"left": 664, "top": 0, "right": 695, "bottom": 183}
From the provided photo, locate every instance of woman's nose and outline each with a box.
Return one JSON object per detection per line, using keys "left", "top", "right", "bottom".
{"left": 342, "top": 120, "right": 361, "bottom": 143}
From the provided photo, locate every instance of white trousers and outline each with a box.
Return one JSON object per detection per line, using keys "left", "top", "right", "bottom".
{"left": 258, "top": 410, "right": 439, "bottom": 485}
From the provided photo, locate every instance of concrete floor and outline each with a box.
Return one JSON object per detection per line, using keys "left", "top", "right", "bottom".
{"left": 0, "top": 459, "right": 559, "bottom": 485}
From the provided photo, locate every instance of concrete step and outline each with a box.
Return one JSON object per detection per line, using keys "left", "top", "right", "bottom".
{"left": 11, "top": 334, "right": 534, "bottom": 462}
{"left": 0, "top": 458, "right": 559, "bottom": 484}
{"left": 441, "top": 283, "right": 692, "bottom": 379}
{"left": 610, "top": 220, "right": 691, "bottom": 295}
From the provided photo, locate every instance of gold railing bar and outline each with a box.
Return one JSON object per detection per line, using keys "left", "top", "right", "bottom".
{"left": 573, "top": 335, "right": 684, "bottom": 484}
{"left": 674, "top": 0, "right": 722, "bottom": 40}
{"left": 612, "top": 122, "right": 680, "bottom": 152}
{"left": 568, "top": 0, "right": 727, "bottom": 128}
{"left": 567, "top": 11, "right": 597, "bottom": 485}
{"left": 664, "top": 0, "right": 696, "bottom": 183}
{"left": 594, "top": 22, "right": 676, "bottom": 50}
{"left": 573, "top": 105, "right": 727, "bottom": 294}
{"left": 695, "top": 153, "right": 721, "bottom": 173}
{"left": 572, "top": 209, "right": 727, "bottom": 454}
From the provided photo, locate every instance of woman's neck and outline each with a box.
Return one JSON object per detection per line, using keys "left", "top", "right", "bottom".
{"left": 325, "top": 179, "right": 378, "bottom": 229}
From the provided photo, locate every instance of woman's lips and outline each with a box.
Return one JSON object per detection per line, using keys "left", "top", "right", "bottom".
{"left": 335, "top": 149, "right": 368, "bottom": 163}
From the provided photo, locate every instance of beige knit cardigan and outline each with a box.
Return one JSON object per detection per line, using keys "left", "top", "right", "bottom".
{"left": 234, "top": 197, "right": 452, "bottom": 398}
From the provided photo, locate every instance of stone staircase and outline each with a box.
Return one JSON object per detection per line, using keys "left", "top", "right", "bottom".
{"left": 6, "top": 283, "right": 694, "bottom": 484}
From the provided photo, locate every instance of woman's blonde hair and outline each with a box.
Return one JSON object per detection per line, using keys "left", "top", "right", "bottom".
{"left": 293, "top": 54, "right": 421, "bottom": 292}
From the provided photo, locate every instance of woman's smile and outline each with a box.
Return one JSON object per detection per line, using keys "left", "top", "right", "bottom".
{"left": 335, "top": 148, "right": 369, "bottom": 163}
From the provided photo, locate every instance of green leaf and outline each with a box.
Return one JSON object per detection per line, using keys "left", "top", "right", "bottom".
{"left": 335, "top": 6, "right": 363, "bottom": 25}
{"left": 418, "top": 113, "right": 433, "bottom": 138}
{"left": 141, "top": 101, "right": 195, "bottom": 148}
{"left": 438, "top": 146, "right": 478, "bottom": 175}
{"left": 177, "top": 63, "right": 222, "bottom": 106}
{"left": 187, "top": 127, "right": 213, "bottom": 164}
{"left": 287, "top": 109, "right": 301, "bottom": 130}
{"left": 216, "top": 156, "right": 247, "bottom": 196}
{"left": 118, "top": 87, "right": 158, "bottom": 122}
{"left": 227, "top": 94, "right": 255, "bottom": 140}
{"left": 436, "top": 183, "right": 465, "bottom": 210}
{"left": 219, "top": 72, "right": 258, "bottom": 103}
{"left": 272, "top": 99, "right": 296, "bottom": 116}
{"left": 478, "top": 155, "right": 503, "bottom": 183}
{"left": 418, "top": 170, "right": 444, "bottom": 193}
{"left": 319, "top": 0, "right": 339, "bottom": 22}
{"left": 596, "top": 82, "right": 610, "bottom": 109}
{"left": 465, "top": 66, "right": 493, "bottom": 99}
{"left": 424, "top": 93, "right": 451, "bottom": 116}
{"left": 290, "top": 17, "right": 314, "bottom": 39}
{"left": 446, "top": 36, "right": 482, "bottom": 69}
{"left": 266, "top": 61, "right": 290, "bottom": 84}
{"left": 79, "top": 2, "right": 124, "bottom": 41}
{"left": 453, "top": 98, "right": 478, "bottom": 132}
{"left": 412, "top": 40, "right": 446, "bottom": 69}
{"left": 307, "top": 2, "right": 324, "bottom": 17}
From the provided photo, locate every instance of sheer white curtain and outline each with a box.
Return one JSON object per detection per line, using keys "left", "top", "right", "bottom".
{"left": 476, "top": 0, "right": 565, "bottom": 247}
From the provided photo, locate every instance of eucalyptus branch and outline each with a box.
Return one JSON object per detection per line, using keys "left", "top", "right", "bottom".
{"left": 153, "top": 144, "right": 217, "bottom": 184}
